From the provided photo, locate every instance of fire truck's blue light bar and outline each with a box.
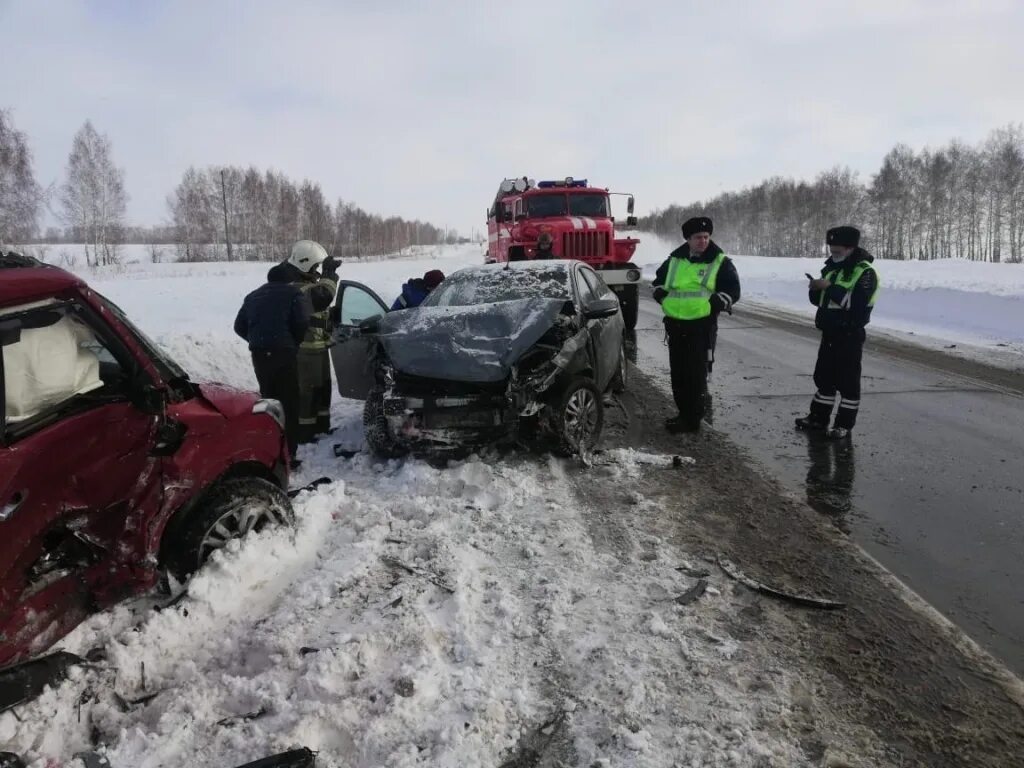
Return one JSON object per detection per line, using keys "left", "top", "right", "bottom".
{"left": 537, "top": 179, "right": 588, "bottom": 188}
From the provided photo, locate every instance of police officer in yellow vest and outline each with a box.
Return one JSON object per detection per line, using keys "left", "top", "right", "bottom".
{"left": 266, "top": 240, "right": 339, "bottom": 443}
{"left": 652, "top": 216, "right": 741, "bottom": 433}
{"left": 796, "top": 226, "right": 879, "bottom": 440}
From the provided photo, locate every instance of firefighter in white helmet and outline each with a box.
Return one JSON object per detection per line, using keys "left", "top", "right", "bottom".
{"left": 265, "top": 240, "right": 339, "bottom": 443}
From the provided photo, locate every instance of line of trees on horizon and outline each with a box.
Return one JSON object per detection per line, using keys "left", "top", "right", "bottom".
{"left": 166, "top": 166, "right": 460, "bottom": 263}
{"left": 639, "top": 124, "right": 1024, "bottom": 263}
{"left": 0, "top": 109, "right": 459, "bottom": 264}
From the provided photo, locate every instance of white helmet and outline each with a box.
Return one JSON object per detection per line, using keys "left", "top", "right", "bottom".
{"left": 288, "top": 240, "right": 329, "bottom": 272}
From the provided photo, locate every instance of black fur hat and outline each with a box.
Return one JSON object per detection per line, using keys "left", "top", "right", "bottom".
{"left": 682, "top": 216, "right": 713, "bottom": 238}
{"left": 826, "top": 226, "right": 860, "bottom": 247}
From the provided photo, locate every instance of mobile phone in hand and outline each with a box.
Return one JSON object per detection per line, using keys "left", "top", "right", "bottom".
{"left": 805, "top": 273, "right": 815, "bottom": 280}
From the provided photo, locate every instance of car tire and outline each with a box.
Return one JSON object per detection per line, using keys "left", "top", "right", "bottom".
{"left": 363, "top": 389, "right": 407, "bottom": 458}
{"left": 610, "top": 342, "right": 628, "bottom": 393}
{"left": 619, "top": 284, "right": 639, "bottom": 331}
{"left": 549, "top": 377, "right": 604, "bottom": 455}
{"left": 161, "top": 477, "right": 294, "bottom": 581}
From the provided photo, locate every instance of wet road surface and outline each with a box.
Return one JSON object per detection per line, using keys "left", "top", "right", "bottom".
{"left": 632, "top": 296, "right": 1024, "bottom": 677}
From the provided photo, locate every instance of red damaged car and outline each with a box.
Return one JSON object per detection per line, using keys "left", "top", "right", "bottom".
{"left": 0, "top": 252, "right": 294, "bottom": 669}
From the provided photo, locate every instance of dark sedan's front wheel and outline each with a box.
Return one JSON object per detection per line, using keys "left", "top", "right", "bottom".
{"left": 363, "top": 389, "right": 408, "bottom": 458}
{"left": 610, "top": 342, "right": 628, "bottom": 393}
{"left": 549, "top": 377, "right": 604, "bottom": 455}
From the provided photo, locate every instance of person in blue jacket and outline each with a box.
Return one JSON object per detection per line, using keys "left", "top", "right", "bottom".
{"left": 234, "top": 262, "right": 314, "bottom": 464}
{"left": 391, "top": 269, "right": 445, "bottom": 310}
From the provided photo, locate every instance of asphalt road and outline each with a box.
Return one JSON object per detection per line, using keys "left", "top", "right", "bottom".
{"left": 632, "top": 296, "right": 1024, "bottom": 677}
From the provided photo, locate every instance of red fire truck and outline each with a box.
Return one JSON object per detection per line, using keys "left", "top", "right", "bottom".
{"left": 486, "top": 177, "right": 642, "bottom": 329}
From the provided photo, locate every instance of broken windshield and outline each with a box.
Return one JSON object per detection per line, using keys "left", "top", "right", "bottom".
{"left": 423, "top": 267, "right": 571, "bottom": 307}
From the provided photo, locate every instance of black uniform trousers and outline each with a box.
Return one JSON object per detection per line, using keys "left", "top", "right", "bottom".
{"left": 251, "top": 348, "right": 301, "bottom": 458}
{"left": 297, "top": 347, "right": 332, "bottom": 442}
{"left": 809, "top": 329, "right": 864, "bottom": 429}
{"left": 665, "top": 316, "right": 714, "bottom": 430}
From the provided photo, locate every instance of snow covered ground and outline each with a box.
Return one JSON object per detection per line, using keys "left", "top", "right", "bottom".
{"left": 3, "top": 241, "right": 1020, "bottom": 766}
{"left": 633, "top": 233, "right": 1024, "bottom": 366}
{"left": 1, "top": 243, "right": 837, "bottom": 766}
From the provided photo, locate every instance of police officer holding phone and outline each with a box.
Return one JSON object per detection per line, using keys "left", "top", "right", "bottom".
{"left": 796, "top": 226, "right": 880, "bottom": 439}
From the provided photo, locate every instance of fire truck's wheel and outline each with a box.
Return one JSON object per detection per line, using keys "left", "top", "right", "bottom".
{"left": 161, "top": 477, "right": 294, "bottom": 581}
{"left": 619, "top": 284, "right": 639, "bottom": 330}
{"left": 549, "top": 377, "right": 604, "bottom": 455}
{"left": 364, "top": 389, "right": 408, "bottom": 459}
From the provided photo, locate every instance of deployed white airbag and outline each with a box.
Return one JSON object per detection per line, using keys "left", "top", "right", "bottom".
{"left": 3, "top": 309, "right": 104, "bottom": 423}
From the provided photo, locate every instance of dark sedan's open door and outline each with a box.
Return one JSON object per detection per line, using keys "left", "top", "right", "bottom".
{"left": 329, "top": 281, "right": 390, "bottom": 400}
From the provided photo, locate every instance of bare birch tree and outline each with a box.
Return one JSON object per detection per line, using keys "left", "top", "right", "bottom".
{"left": 0, "top": 109, "right": 44, "bottom": 247}
{"left": 60, "top": 120, "right": 127, "bottom": 266}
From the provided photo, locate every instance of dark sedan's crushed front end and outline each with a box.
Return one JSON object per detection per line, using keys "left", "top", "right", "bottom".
{"left": 365, "top": 307, "right": 589, "bottom": 455}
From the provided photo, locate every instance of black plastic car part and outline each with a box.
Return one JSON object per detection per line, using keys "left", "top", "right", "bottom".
{"left": 233, "top": 748, "right": 316, "bottom": 768}
{"left": 0, "top": 651, "right": 85, "bottom": 714}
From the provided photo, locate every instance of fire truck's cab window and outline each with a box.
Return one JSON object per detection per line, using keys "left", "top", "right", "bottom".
{"left": 526, "top": 195, "right": 568, "bottom": 218}
{"left": 568, "top": 194, "right": 609, "bottom": 217}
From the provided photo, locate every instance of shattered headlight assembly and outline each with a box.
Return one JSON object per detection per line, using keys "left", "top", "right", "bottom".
{"left": 511, "top": 349, "right": 562, "bottom": 415}
{"left": 252, "top": 398, "right": 286, "bottom": 431}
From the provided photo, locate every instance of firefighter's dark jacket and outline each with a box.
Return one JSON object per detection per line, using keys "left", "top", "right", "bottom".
{"left": 268, "top": 262, "right": 336, "bottom": 312}
{"left": 808, "top": 248, "right": 878, "bottom": 335}
{"left": 266, "top": 261, "right": 338, "bottom": 349}
{"left": 652, "top": 241, "right": 741, "bottom": 318}
{"left": 234, "top": 265, "right": 313, "bottom": 351}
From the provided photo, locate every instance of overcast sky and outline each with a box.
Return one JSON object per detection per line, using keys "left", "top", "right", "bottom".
{"left": 3, "top": 0, "right": 1023, "bottom": 237}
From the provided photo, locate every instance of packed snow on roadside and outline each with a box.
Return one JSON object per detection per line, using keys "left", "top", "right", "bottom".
{"left": 0, "top": 245, "right": 842, "bottom": 767}
{"left": 634, "top": 233, "right": 1024, "bottom": 363}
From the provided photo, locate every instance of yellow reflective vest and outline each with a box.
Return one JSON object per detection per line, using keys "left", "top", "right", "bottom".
{"left": 662, "top": 252, "right": 727, "bottom": 321}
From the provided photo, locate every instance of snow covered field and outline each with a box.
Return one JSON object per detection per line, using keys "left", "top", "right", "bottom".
{"left": 3, "top": 241, "right": 1021, "bottom": 766}
{"left": 633, "top": 234, "right": 1024, "bottom": 365}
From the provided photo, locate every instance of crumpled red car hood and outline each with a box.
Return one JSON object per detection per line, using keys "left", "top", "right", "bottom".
{"left": 195, "top": 382, "right": 259, "bottom": 418}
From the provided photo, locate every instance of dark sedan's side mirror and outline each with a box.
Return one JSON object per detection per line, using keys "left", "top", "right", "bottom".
{"left": 358, "top": 314, "right": 383, "bottom": 333}
{"left": 582, "top": 297, "right": 620, "bottom": 320}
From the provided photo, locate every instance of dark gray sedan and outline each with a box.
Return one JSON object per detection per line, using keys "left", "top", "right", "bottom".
{"left": 329, "top": 260, "right": 627, "bottom": 457}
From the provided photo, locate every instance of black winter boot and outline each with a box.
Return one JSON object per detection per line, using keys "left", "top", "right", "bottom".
{"left": 795, "top": 415, "right": 828, "bottom": 431}
{"left": 665, "top": 415, "right": 700, "bottom": 434}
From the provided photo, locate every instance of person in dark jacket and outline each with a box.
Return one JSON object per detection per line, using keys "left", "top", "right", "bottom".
{"left": 234, "top": 269, "right": 313, "bottom": 463}
{"left": 534, "top": 232, "right": 556, "bottom": 259}
{"left": 651, "top": 216, "right": 741, "bottom": 434}
{"left": 795, "top": 225, "right": 880, "bottom": 440}
{"left": 391, "top": 269, "right": 445, "bottom": 310}
{"left": 268, "top": 240, "right": 340, "bottom": 442}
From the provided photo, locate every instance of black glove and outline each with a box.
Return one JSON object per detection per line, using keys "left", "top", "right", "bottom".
{"left": 709, "top": 293, "right": 733, "bottom": 315}
{"left": 322, "top": 256, "right": 341, "bottom": 278}
{"left": 653, "top": 286, "right": 668, "bottom": 304}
